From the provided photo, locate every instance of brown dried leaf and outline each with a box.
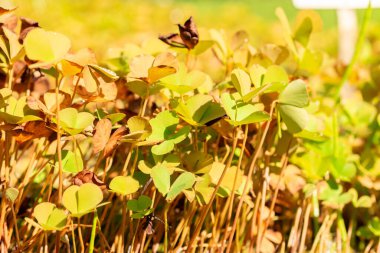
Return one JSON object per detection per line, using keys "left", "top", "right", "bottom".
{"left": 128, "top": 55, "right": 155, "bottom": 81}
{"left": 99, "top": 81, "right": 117, "bottom": 101}
{"left": 72, "top": 170, "right": 106, "bottom": 189}
{"left": 93, "top": 118, "right": 112, "bottom": 154}
{"left": 103, "top": 126, "right": 128, "bottom": 158}
{"left": 0, "top": 1, "right": 16, "bottom": 15}
{"left": 42, "top": 90, "right": 71, "bottom": 113}
{"left": 148, "top": 52, "right": 178, "bottom": 83}
{"left": 26, "top": 96, "right": 52, "bottom": 115}
{"left": 178, "top": 16, "right": 199, "bottom": 49}
{"left": 158, "top": 33, "right": 185, "bottom": 48}
{"left": 19, "top": 17, "right": 39, "bottom": 43}
{"left": 2, "top": 121, "right": 53, "bottom": 143}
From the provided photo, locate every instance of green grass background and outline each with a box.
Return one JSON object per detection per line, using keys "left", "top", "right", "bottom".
{"left": 13, "top": 0, "right": 380, "bottom": 58}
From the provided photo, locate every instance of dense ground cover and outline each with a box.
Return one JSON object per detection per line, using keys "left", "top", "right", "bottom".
{"left": 1, "top": 1, "right": 380, "bottom": 253}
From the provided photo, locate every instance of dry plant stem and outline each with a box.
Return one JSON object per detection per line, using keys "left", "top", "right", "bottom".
{"left": 220, "top": 125, "right": 249, "bottom": 250}
{"left": 172, "top": 202, "right": 196, "bottom": 249}
{"left": 376, "top": 238, "right": 380, "bottom": 253}
{"left": 310, "top": 215, "right": 329, "bottom": 253}
{"left": 54, "top": 73, "right": 64, "bottom": 251}
{"left": 140, "top": 231, "right": 147, "bottom": 253}
{"left": 298, "top": 202, "right": 311, "bottom": 253}
{"left": 364, "top": 240, "right": 374, "bottom": 253}
{"left": 119, "top": 195, "right": 127, "bottom": 253}
{"left": 248, "top": 191, "right": 262, "bottom": 253}
{"left": 260, "top": 154, "right": 289, "bottom": 244}
{"left": 256, "top": 166, "right": 270, "bottom": 251}
{"left": 78, "top": 217, "right": 84, "bottom": 253}
{"left": 164, "top": 203, "right": 169, "bottom": 253}
{"left": 336, "top": 221, "right": 342, "bottom": 253}
{"left": 71, "top": 219, "right": 77, "bottom": 253}
{"left": 122, "top": 145, "right": 133, "bottom": 175}
{"left": 186, "top": 129, "right": 239, "bottom": 253}
{"left": 194, "top": 127, "right": 198, "bottom": 151}
{"left": 226, "top": 101, "right": 276, "bottom": 253}
{"left": 324, "top": 214, "right": 337, "bottom": 249}
{"left": 139, "top": 90, "right": 150, "bottom": 117}
{"left": 288, "top": 208, "right": 302, "bottom": 249}
{"left": 55, "top": 75, "right": 64, "bottom": 204}
{"left": 11, "top": 204, "right": 20, "bottom": 248}
{"left": 71, "top": 71, "right": 83, "bottom": 104}
{"left": 0, "top": 134, "right": 11, "bottom": 240}
{"left": 292, "top": 203, "right": 306, "bottom": 253}
{"left": 44, "top": 232, "right": 48, "bottom": 253}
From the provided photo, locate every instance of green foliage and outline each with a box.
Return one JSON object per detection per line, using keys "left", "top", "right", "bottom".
{"left": 33, "top": 202, "right": 67, "bottom": 231}
{"left": 127, "top": 195, "right": 153, "bottom": 218}
{"left": 62, "top": 183, "right": 103, "bottom": 217}
{"left": 3, "top": 4, "right": 380, "bottom": 252}
{"left": 109, "top": 176, "right": 140, "bottom": 195}
{"left": 54, "top": 108, "right": 95, "bottom": 135}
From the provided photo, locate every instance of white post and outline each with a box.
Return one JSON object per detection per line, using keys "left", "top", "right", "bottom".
{"left": 337, "top": 9, "right": 358, "bottom": 99}
{"left": 337, "top": 9, "right": 357, "bottom": 65}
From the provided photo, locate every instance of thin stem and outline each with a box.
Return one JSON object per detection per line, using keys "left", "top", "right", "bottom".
{"left": 120, "top": 196, "right": 127, "bottom": 253}
{"left": 55, "top": 73, "right": 64, "bottom": 253}
{"left": 164, "top": 203, "right": 169, "bottom": 253}
{"left": 226, "top": 101, "right": 276, "bottom": 253}
{"left": 44, "top": 232, "right": 48, "bottom": 253}
{"left": 139, "top": 89, "right": 150, "bottom": 117}
{"left": 186, "top": 128, "right": 239, "bottom": 252}
{"left": 260, "top": 153, "right": 290, "bottom": 244}
{"left": 78, "top": 217, "right": 84, "bottom": 253}
{"left": 6, "top": 64, "right": 14, "bottom": 89}
{"left": 256, "top": 166, "right": 270, "bottom": 251}
{"left": 10, "top": 203, "right": 20, "bottom": 248}
{"left": 122, "top": 145, "right": 133, "bottom": 175}
{"left": 71, "top": 71, "right": 83, "bottom": 104}
{"left": 55, "top": 73, "right": 64, "bottom": 204}
{"left": 298, "top": 202, "right": 311, "bottom": 253}
{"left": 89, "top": 211, "right": 98, "bottom": 253}
{"left": 71, "top": 219, "right": 78, "bottom": 253}
{"left": 194, "top": 127, "right": 198, "bottom": 151}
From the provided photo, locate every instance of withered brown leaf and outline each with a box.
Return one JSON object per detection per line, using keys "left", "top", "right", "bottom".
{"left": 0, "top": 121, "right": 53, "bottom": 144}
{"left": 93, "top": 118, "right": 112, "bottom": 154}
{"left": 178, "top": 16, "right": 199, "bottom": 49}
{"left": 159, "top": 17, "right": 199, "bottom": 50}
{"left": 103, "top": 126, "right": 128, "bottom": 158}
{"left": 72, "top": 170, "right": 106, "bottom": 190}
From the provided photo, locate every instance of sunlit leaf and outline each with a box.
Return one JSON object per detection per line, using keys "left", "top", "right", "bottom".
{"left": 231, "top": 68, "right": 251, "bottom": 97}
{"left": 55, "top": 150, "right": 83, "bottom": 173}
{"left": 166, "top": 172, "right": 196, "bottom": 202}
{"left": 62, "top": 183, "right": 103, "bottom": 217}
{"left": 151, "top": 140, "right": 175, "bottom": 156}
{"left": 33, "top": 202, "right": 67, "bottom": 231}
{"left": 127, "top": 195, "right": 152, "bottom": 212}
{"left": 147, "top": 110, "right": 178, "bottom": 141}
{"left": 160, "top": 65, "right": 208, "bottom": 94}
{"left": 278, "top": 79, "right": 309, "bottom": 107}
{"left": 278, "top": 105, "right": 308, "bottom": 133}
{"left": 5, "top": 187, "right": 19, "bottom": 202}
{"left": 124, "top": 116, "right": 152, "bottom": 142}
{"left": 109, "top": 176, "right": 140, "bottom": 196}
{"left": 294, "top": 17, "right": 312, "bottom": 47}
{"left": 172, "top": 94, "right": 225, "bottom": 126}
{"left": 55, "top": 108, "right": 95, "bottom": 135}
{"left": 221, "top": 93, "right": 269, "bottom": 126}
{"left": 24, "top": 28, "right": 71, "bottom": 65}
{"left": 151, "top": 164, "right": 171, "bottom": 196}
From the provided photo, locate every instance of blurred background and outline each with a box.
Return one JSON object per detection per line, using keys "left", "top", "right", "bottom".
{"left": 13, "top": 0, "right": 380, "bottom": 59}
